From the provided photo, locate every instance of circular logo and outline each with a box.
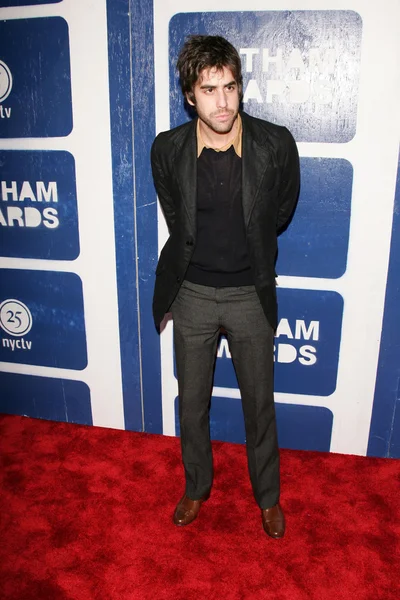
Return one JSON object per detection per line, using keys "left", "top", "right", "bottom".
{"left": 0, "top": 60, "right": 13, "bottom": 103}
{"left": 0, "top": 299, "right": 33, "bottom": 337}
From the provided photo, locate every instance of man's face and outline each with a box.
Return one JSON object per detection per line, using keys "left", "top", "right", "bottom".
{"left": 187, "top": 66, "right": 240, "bottom": 137}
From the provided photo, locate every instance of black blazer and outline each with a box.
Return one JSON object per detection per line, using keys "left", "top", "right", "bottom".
{"left": 151, "top": 111, "right": 300, "bottom": 331}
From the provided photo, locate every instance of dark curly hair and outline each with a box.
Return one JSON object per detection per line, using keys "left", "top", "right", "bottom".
{"left": 176, "top": 35, "right": 243, "bottom": 103}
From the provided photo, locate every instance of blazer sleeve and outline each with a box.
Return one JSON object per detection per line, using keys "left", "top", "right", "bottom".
{"left": 276, "top": 128, "right": 300, "bottom": 232}
{"left": 151, "top": 137, "right": 176, "bottom": 232}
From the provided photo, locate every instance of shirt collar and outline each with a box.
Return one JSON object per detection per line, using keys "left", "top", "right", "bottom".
{"left": 197, "top": 113, "right": 242, "bottom": 158}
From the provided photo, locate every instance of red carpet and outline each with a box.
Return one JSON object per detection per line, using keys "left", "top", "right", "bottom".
{"left": 0, "top": 414, "right": 399, "bottom": 600}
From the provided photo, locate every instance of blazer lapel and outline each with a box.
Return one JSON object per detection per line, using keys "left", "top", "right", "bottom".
{"left": 174, "top": 119, "right": 197, "bottom": 236}
{"left": 242, "top": 116, "right": 272, "bottom": 229}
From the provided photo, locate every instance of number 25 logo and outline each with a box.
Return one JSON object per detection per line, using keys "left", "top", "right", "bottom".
{"left": 0, "top": 300, "right": 32, "bottom": 337}
{"left": 0, "top": 60, "right": 13, "bottom": 103}
{"left": 7, "top": 309, "right": 23, "bottom": 329}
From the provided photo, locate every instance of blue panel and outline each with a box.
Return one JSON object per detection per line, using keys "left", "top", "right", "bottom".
{"left": 169, "top": 11, "right": 362, "bottom": 143}
{"left": 175, "top": 288, "right": 343, "bottom": 397}
{"left": 0, "top": 372, "right": 92, "bottom": 425}
{"left": 274, "top": 291, "right": 343, "bottom": 398}
{"left": 275, "top": 403, "right": 333, "bottom": 451}
{"left": 106, "top": 0, "right": 142, "bottom": 431}
{"left": 0, "top": 269, "right": 87, "bottom": 369}
{"left": 277, "top": 158, "right": 352, "bottom": 278}
{"left": 0, "top": 151, "right": 79, "bottom": 260}
{"left": 175, "top": 396, "right": 333, "bottom": 452}
{"left": 0, "top": 18, "right": 72, "bottom": 138}
{"left": 368, "top": 152, "right": 400, "bottom": 458}
{"left": 129, "top": 0, "right": 162, "bottom": 432}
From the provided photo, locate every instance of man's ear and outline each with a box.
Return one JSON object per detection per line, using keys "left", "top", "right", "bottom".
{"left": 186, "top": 92, "right": 195, "bottom": 107}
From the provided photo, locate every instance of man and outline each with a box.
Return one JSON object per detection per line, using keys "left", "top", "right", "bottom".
{"left": 151, "top": 35, "right": 300, "bottom": 538}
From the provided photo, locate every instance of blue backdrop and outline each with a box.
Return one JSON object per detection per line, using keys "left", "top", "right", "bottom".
{"left": 0, "top": 0, "right": 398, "bottom": 458}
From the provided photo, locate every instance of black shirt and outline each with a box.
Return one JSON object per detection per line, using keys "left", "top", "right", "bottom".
{"left": 185, "top": 145, "right": 254, "bottom": 287}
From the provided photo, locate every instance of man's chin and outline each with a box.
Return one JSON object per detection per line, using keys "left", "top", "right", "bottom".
{"left": 211, "top": 118, "right": 236, "bottom": 134}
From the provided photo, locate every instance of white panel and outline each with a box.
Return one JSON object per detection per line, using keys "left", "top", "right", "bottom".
{"left": 0, "top": 0, "right": 125, "bottom": 429}
{"left": 153, "top": 0, "right": 400, "bottom": 454}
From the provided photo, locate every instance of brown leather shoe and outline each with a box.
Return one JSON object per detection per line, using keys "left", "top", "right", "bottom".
{"left": 261, "top": 503, "right": 285, "bottom": 539}
{"left": 173, "top": 493, "right": 208, "bottom": 526}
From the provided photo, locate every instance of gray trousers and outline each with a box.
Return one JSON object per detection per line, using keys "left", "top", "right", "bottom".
{"left": 171, "top": 280, "right": 280, "bottom": 509}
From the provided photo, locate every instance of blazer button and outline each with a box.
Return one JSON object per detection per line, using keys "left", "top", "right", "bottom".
{"left": 176, "top": 276, "right": 181, "bottom": 283}
{"left": 186, "top": 239, "right": 194, "bottom": 246}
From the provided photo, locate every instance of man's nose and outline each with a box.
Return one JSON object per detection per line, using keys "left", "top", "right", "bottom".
{"left": 216, "top": 89, "right": 228, "bottom": 108}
